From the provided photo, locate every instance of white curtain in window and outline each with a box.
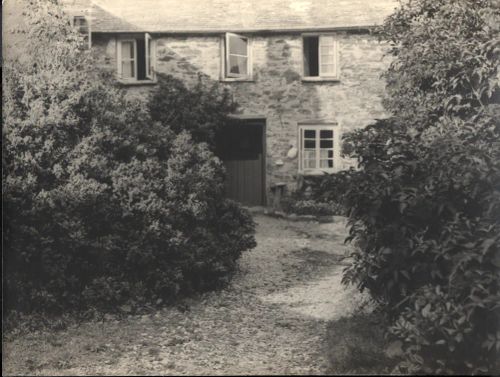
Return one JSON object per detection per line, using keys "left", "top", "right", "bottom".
{"left": 226, "top": 33, "right": 249, "bottom": 77}
{"left": 120, "top": 41, "right": 136, "bottom": 79}
{"left": 299, "top": 126, "right": 338, "bottom": 172}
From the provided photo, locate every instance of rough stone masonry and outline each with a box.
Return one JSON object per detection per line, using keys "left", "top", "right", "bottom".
{"left": 91, "top": 30, "right": 391, "bottom": 201}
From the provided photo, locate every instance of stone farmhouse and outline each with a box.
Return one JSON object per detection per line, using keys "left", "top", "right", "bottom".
{"left": 17, "top": 0, "right": 399, "bottom": 206}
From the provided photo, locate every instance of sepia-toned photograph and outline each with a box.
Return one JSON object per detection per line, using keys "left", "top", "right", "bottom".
{"left": 2, "top": 0, "right": 499, "bottom": 375}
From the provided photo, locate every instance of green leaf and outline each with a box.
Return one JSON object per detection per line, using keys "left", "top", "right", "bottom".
{"left": 481, "top": 238, "right": 497, "bottom": 254}
{"left": 422, "top": 303, "right": 431, "bottom": 317}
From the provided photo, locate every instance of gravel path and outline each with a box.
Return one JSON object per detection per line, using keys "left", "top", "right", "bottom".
{"left": 3, "top": 214, "right": 370, "bottom": 376}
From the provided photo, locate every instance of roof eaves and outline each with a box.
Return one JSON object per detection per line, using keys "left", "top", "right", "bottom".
{"left": 92, "top": 24, "right": 381, "bottom": 35}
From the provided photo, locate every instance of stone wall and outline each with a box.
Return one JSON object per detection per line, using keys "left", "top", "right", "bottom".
{"left": 91, "top": 31, "right": 391, "bottom": 200}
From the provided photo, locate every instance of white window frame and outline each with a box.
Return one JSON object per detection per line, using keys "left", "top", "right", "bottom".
{"left": 145, "top": 32, "right": 155, "bottom": 80}
{"left": 72, "top": 15, "right": 91, "bottom": 49}
{"left": 298, "top": 123, "right": 341, "bottom": 174}
{"left": 223, "top": 32, "right": 252, "bottom": 80}
{"left": 117, "top": 39, "right": 138, "bottom": 81}
{"left": 116, "top": 34, "right": 156, "bottom": 83}
{"left": 302, "top": 33, "right": 340, "bottom": 81}
{"left": 319, "top": 35, "right": 337, "bottom": 77}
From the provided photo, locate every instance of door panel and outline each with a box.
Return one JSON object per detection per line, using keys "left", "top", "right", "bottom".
{"left": 216, "top": 121, "right": 265, "bottom": 206}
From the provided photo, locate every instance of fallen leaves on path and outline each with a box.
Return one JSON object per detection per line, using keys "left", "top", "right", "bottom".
{"left": 3, "top": 215, "right": 370, "bottom": 376}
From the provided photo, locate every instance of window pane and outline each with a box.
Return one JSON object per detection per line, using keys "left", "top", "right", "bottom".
{"left": 122, "top": 42, "right": 134, "bottom": 59}
{"left": 320, "top": 150, "right": 334, "bottom": 159}
{"left": 305, "top": 159, "right": 316, "bottom": 169}
{"left": 304, "top": 130, "right": 316, "bottom": 138}
{"left": 320, "top": 149, "right": 330, "bottom": 158}
{"left": 229, "top": 55, "right": 248, "bottom": 75}
{"left": 74, "top": 17, "right": 88, "bottom": 33}
{"left": 229, "top": 35, "right": 248, "bottom": 56}
{"left": 320, "top": 159, "right": 334, "bottom": 168}
{"left": 320, "top": 130, "right": 333, "bottom": 138}
{"left": 304, "top": 140, "right": 316, "bottom": 148}
{"left": 321, "top": 64, "right": 335, "bottom": 75}
{"left": 320, "top": 46, "right": 334, "bottom": 55}
{"left": 122, "top": 61, "right": 134, "bottom": 78}
{"left": 304, "top": 150, "right": 315, "bottom": 159}
{"left": 320, "top": 140, "right": 333, "bottom": 148}
{"left": 321, "top": 54, "right": 334, "bottom": 64}
{"left": 320, "top": 36, "right": 334, "bottom": 45}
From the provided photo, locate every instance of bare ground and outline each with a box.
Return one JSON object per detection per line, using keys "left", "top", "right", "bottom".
{"left": 2, "top": 214, "right": 374, "bottom": 376}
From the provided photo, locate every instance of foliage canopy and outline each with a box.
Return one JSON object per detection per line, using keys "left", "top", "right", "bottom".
{"left": 338, "top": 0, "right": 500, "bottom": 373}
{"left": 148, "top": 73, "right": 237, "bottom": 146}
{"left": 3, "top": 0, "right": 255, "bottom": 315}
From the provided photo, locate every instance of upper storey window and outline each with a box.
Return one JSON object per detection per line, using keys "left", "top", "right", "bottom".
{"left": 224, "top": 32, "right": 252, "bottom": 80}
{"left": 303, "top": 35, "right": 339, "bottom": 80}
{"left": 72, "top": 16, "right": 91, "bottom": 49}
{"left": 117, "top": 33, "right": 156, "bottom": 83}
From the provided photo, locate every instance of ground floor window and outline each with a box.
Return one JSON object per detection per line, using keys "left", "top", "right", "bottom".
{"left": 298, "top": 124, "right": 340, "bottom": 174}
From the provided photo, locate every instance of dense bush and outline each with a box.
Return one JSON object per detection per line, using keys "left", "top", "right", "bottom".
{"left": 305, "top": 171, "right": 353, "bottom": 213}
{"left": 337, "top": 0, "right": 500, "bottom": 374}
{"left": 281, "top": 198, "right": 340, "bottom": 217}
{"left": 281, "top": 174, "right": 351, "bottom": 216}
{"left": 148, "top": 73, "right": 237, "bottom": 146}
{"left": 3, "top": 0, "right": 255, "bottom": 315}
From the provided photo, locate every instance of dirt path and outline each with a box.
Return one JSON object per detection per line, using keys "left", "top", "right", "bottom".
{"left": 3, "top": 214, "right": 370, "bottom": 376}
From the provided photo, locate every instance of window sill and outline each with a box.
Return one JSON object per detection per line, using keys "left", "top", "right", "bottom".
{"left": 302, "top": 77, "right": 340, "bottom": 82}
{"left": 299, "top": 169, "right": 336, "bottom": 176}
{"left": 220, "top": 77, "right": 255, "bottom": 83}
{"left": 117, "top": 79, "right": 157, "bottom": 86}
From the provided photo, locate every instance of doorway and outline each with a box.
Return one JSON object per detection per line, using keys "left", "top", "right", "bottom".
{"left": 215, "top": 119, "right": 266, "bottom": 206}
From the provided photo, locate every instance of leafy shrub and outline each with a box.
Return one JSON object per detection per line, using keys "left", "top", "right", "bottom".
{"left": 307, "top": 171, "right": 353, "bottom": 213}
{"left": 148, "top": 73, "right": 237, "bottom": 146}
{"left": 282, "top": 199, "right": 339, "bottom": 216}
{"left": 336, "top": 0, "right": 500, "bottom": 374}
{"left": 3, "top": 0, "right": 255, "bottom": 315}
{"left": 281, "top": 173, "right": 351, "bottom": 216}
{"left": 326, "top": 312, "right": 398, "bottom": 374}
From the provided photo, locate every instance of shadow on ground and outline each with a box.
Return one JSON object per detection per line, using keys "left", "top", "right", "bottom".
{"left": 326, "top": 311, "right": 400, "bottom": 374}
{"left": 3, "top": 213, "right": 397, "bottom": 375}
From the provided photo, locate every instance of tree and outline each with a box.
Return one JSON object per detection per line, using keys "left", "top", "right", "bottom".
{"left": 338, "top": 0, "right": 500, "bottom": 373}
{"left": 148, "top": 73, "right": 237, "bottom": 146}
{"left": 3, "top": 0, "right": 255, "bottom": 315}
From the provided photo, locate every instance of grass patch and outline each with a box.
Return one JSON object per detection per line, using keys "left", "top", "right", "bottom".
{"left": 325, "top": 311, "right": 399, "bottom": 374}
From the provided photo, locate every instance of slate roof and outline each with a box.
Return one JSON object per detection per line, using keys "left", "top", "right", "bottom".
{"left": 64, "top": 0, "right": 398, "bottom": 33}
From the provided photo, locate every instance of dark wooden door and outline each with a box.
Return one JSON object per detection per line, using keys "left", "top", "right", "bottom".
{"left": 216, "top": 120, "right": 265, "bottom": 206}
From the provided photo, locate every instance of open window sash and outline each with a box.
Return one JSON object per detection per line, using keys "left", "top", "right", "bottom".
{"left": 87, "top": 17, "right": 92, "bottom": 49}
{"left": 319, "top": 36, "right": 338, "bottom": 77}
{"left": 145, "top": 33, "right": 155, "bottom": 79}
{"left": 225, "top": 32, "right": 249, "bottom": 78}
{"left": 117, "top": 39, "right": 137, "bottom": 80}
